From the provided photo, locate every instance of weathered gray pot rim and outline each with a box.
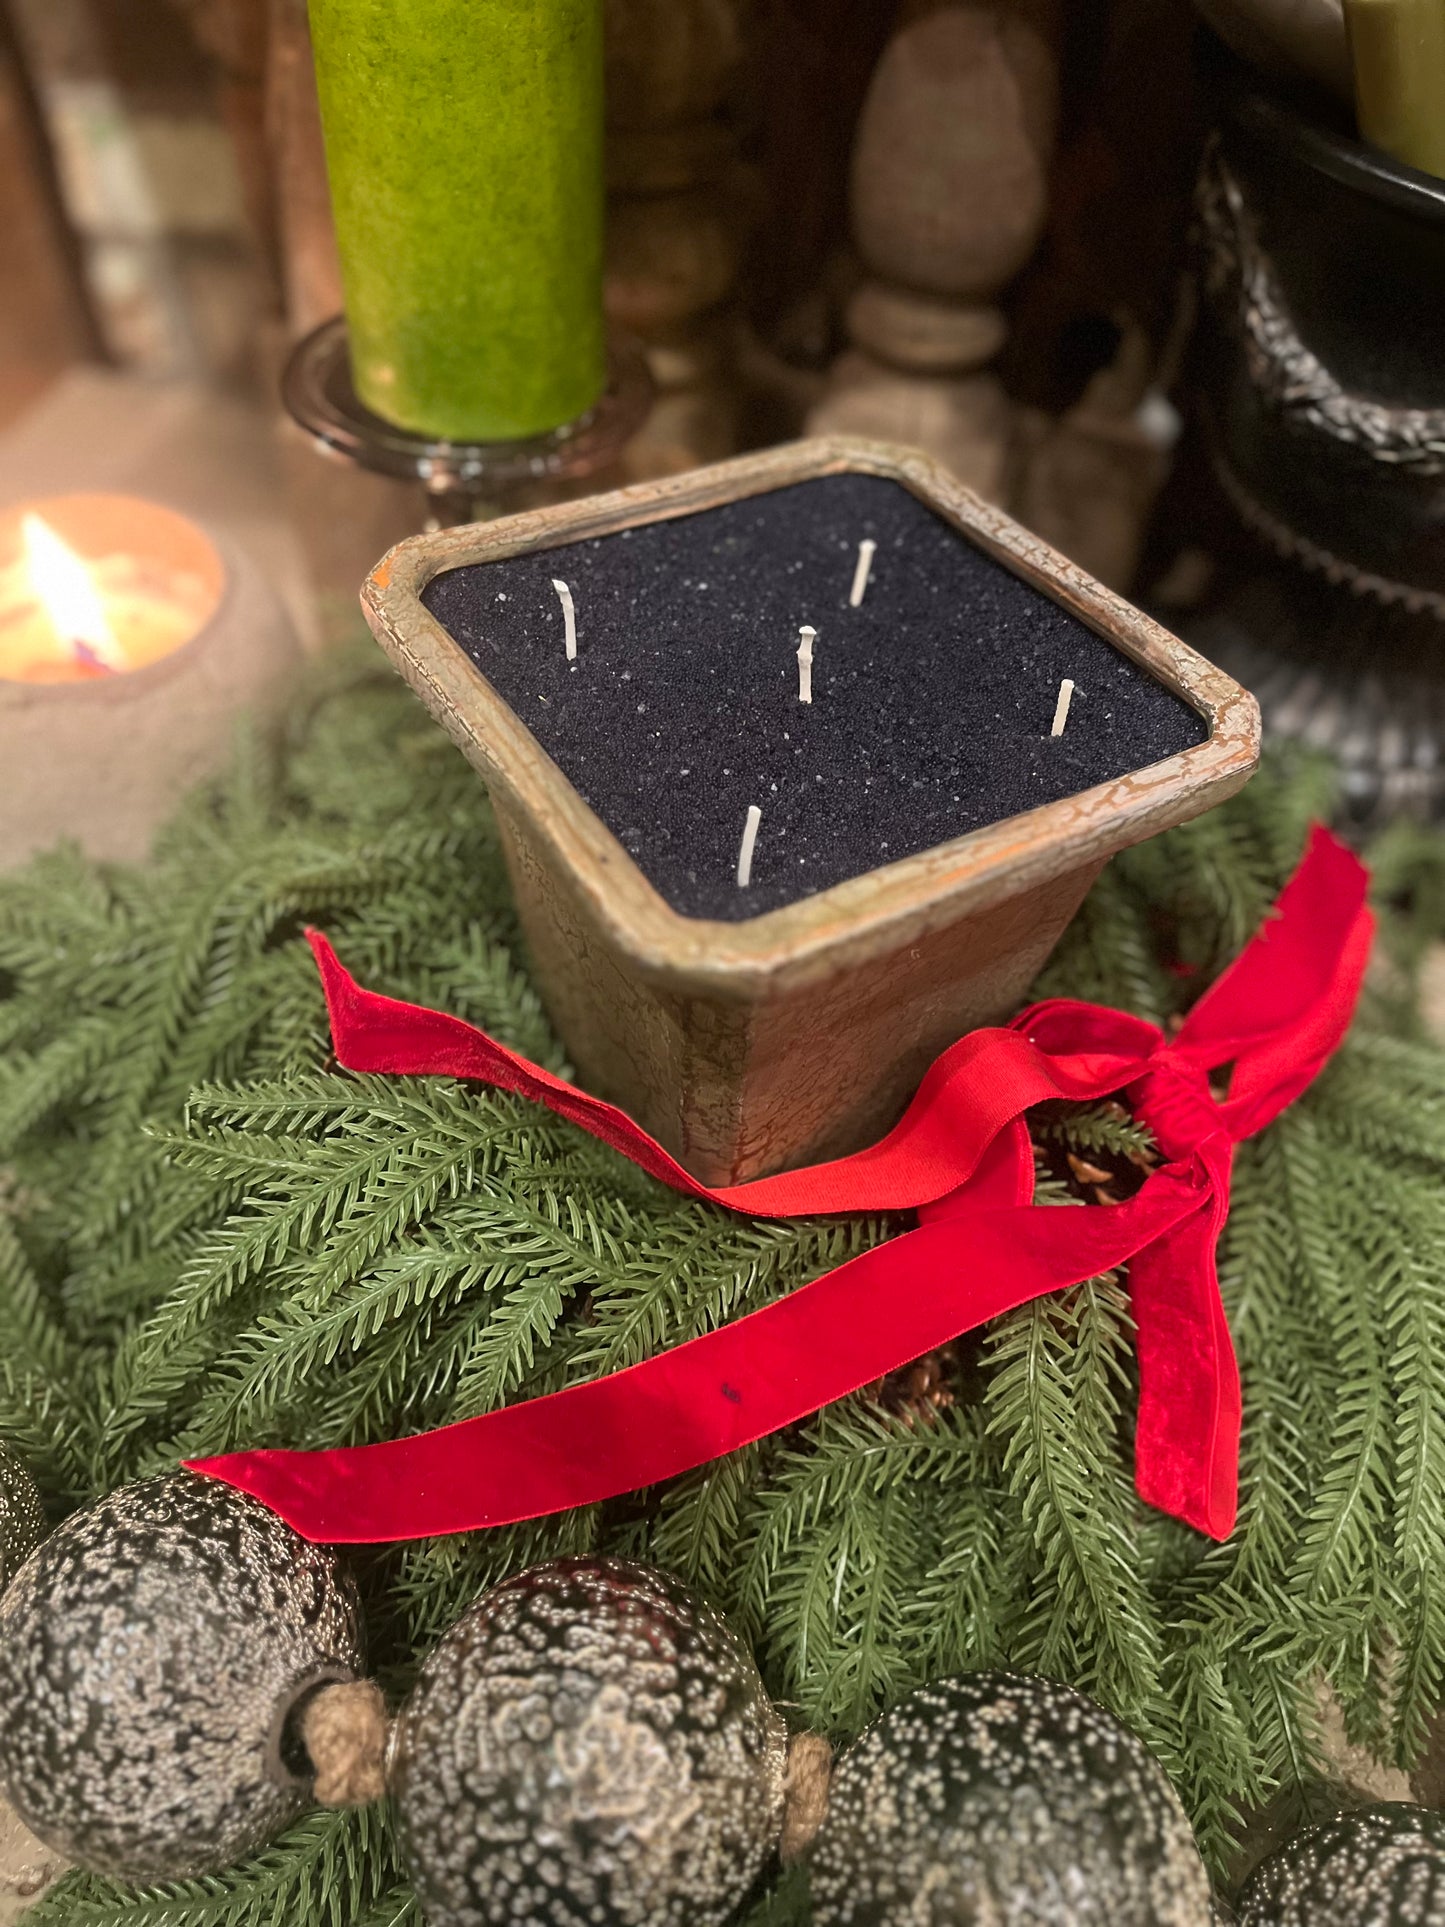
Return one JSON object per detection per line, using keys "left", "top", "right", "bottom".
{"left": 362, "top": 436, "right": 1260, "bottom": 997}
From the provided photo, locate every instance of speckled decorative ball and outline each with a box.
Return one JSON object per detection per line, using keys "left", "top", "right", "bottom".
{"left": 809, "top": 1672, "right": 1213, "bottom": 1926}
{"left": 0, "top": 1471, "right": 364, "bottom": 1881}
{"left": 1235, "top": 1803, "right": 1445, "bottom": 1925}
{"left": 0, "top": 1446, "right": 45, "bottom": 1594}
{"left": 392, "top": 1556, "right": 788, "bottom": 1927}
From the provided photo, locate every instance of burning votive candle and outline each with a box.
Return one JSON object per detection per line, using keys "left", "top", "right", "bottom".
{"left": 361, "top": 439, "right": 1260, "bottom": 1182}
{"left": 0, "top": 493, "right": 299, "bottom": 867}
{"left": 308, "top": 0, "right": 607, "bottom": 441}
{"left": 0, "top": 495, "right": 222, "bottom": 684}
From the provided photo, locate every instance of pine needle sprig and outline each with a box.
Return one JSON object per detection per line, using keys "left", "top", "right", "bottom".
{"left": 983, "top": 1265, "right": 1164, "bottom": 1722}
{"left": 23, "top": 1808, "right": 393, "bottom": 1927}
{"left": 1283, "top": 1109, "right": 1391, "bottom": 1606}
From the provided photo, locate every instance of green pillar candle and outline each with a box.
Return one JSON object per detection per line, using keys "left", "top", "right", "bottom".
{"left": 308, "top": 0, "right": 607, "bottom": 442}
{"left": 1344, "top": 0, "right": 1445, "bottom": 182}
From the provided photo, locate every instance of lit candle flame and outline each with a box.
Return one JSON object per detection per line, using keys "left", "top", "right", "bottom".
{"left": 21, "top": 513, "right": 125, "bottom": 672}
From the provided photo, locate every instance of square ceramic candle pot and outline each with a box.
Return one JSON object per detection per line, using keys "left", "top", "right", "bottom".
{"left": 360, "top": 437, "right": 1259, "bottom": 1184}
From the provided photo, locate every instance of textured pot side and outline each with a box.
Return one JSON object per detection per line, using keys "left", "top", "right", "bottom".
{"left": 361, "top": 437, "right": 1260, "bottom": 1183}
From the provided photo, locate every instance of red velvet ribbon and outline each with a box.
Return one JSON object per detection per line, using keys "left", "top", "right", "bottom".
{"left": 189, "top": 825, "right": 1372, "bottom": 1546}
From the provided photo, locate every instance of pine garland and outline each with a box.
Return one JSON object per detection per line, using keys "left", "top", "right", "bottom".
{"left": 4, "top": 652, "right": 1445, "bottom": 1923}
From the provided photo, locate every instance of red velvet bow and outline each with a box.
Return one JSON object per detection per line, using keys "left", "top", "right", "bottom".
{"left": 190, "top": 825, "right": 1372, "bottom": 1546}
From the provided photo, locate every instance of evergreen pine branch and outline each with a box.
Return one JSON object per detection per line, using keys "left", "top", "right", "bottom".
{"left": 649, "top": 1445, "right": 767, "bottom": 1604}
{"left": 1029, "top": 862, "right": 1172, "bottom": 1020}
{"left": 1283, "top": 1110, "right": 1391, "bottom": 1604}
{"left": 735, "top": 1406, "right": 961, "bottom": 1730}
{"left": 4, "top": 656, "right": 1445, "bottom": 1921}
{"left": 0, "top": 1017, "right": 119, "bottom": 1155}
{"left": 0, "top": 1215, "right": 79, "bottom": 1392}
{"left": 389, "top": 1507, "right": 604, "bottom": 1658}
{"left": 571, "top": 1215, "right": 888, "bottom": 1379}
{"left": 982, "top": 1266, "right": 1164, "bottom": 1721}
{"left": 24, "top": 1808, "right": 392, "bottom": 1927}
{"left": 736, "top": 1861, "right": 812, "bottom": 1927}
{"left": 1210, "top": 1130, "right": 1316, "bottom": 1595}
{"left": 901, "top": 1407, "right": 1016, "bottom": 1682}
{"left": 1031, "top": 1099, "right": 1158, "bottom": 1164}
{"left": 1392, "top": 1568, "right": 1445, "bottom": 1764}
{"left": 350, "top": 1890, "right": 419, "bottom": 1927}
{"left": 0, "top": 1363, "right": 91, "bottom": 1505}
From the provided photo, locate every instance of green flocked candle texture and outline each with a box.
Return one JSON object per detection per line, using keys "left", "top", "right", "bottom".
{"left": 309, "top": 0, "right": 607, "bottom": 441}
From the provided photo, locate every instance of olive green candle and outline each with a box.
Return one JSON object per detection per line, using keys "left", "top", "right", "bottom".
{"left": 308, "top": 0, "right": 607, "bottom": 441}
{"left": 1344, "top": 0, "right": 1445, "bottom": 182}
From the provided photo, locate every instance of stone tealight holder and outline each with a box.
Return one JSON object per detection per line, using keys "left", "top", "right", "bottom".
{"left": 0, "top": 494, "right": 300, "bottom": 868}
{"left": 361, "top": 438, "right": 1259, "bottom": 1184}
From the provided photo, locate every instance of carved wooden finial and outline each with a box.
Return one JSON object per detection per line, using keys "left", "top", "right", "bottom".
{"left": 809, "top": 3, "right": 1061, "bottom": 503}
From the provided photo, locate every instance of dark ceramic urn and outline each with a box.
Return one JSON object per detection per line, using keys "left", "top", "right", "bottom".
{"left": 1191, "top": 37, "right": 1445, "bottom": 820}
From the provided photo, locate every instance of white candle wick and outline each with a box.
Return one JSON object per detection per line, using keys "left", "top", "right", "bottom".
{"left": 736, "top": 804, "right": 762, "bottom": 888}
{"left": 1051, "top": 678, "right": 1076, "bottom": 737}
{"left": 552, "top": 578, "right": 577, "bottom": 662}
{"left": 797, "top": 624, "right": 816, "bottom": 705}
{"left": 849, "top": 538, "right": 877, "bottom": 608}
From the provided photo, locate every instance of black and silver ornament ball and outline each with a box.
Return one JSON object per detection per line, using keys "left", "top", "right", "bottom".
{"left": 0, "top": 1444, "right": 45, "bottom": 1593}
{"left": 391, "top": 1555, "right": 788, "bottom": 1927}
{"left": 1235, "top": 1802, "right": 1445, "bottom": 1925}
{"left": 808, "top": 1671, "right": 1214, "bottom": 1926}
{"left": 0, "top": 1471, "right": 365, "bottom": 1881}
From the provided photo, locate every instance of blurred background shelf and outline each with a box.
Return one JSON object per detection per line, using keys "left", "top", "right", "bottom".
{"left": 2, "top": 0, "right": 1442, "bottom": 811}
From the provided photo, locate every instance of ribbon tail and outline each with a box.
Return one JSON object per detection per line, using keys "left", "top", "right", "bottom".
{"left": 244, "top": 839, "right": 1369, "bottom": 1550}
{"left": 307, "top": 929, "right": 718, "bottom": 1204}
{"left": 1130, "top": 1145, "right": 1239, "bottom": 1540}
{"left": 1170, "top": 826, "right": 1374, "bottom": 1140}
{"left": 187, "top": 1168, "right": 1206, "bottom": 1545}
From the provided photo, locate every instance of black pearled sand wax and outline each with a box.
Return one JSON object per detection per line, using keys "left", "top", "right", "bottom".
{"left": 422, "top": 473, "right": 1207, "bottom": 922}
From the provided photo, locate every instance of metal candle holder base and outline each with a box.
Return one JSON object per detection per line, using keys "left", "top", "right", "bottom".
{"left": 1189, "top": 571, "right": 1445, "bottom": 827}
{"left": 282, "top": 317, "right": 653, "bottom": 527}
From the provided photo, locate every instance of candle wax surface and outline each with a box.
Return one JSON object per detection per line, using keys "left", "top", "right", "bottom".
{"left": 423, "top": 473, "right": 1208, "bottom": 922}
{"left": 308, "top": 0, "right": 606, "bottom": 441}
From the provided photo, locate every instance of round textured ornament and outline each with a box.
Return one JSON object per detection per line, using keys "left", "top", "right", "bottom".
{"left": 392, "top": 1556, "right": 788, "bottom": 1927}
{"left": 0, "top": 1446, "right": 44, "bottom": 1593}
{"left": 809, "top": 1672, "right": 1213, "bottom": 1926}
{"left": 1235, "top": 1802, "right": 1445, "bottom": 1925}
{"left": 0, "top": 1471, "right": 364, "bottom": 1881}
